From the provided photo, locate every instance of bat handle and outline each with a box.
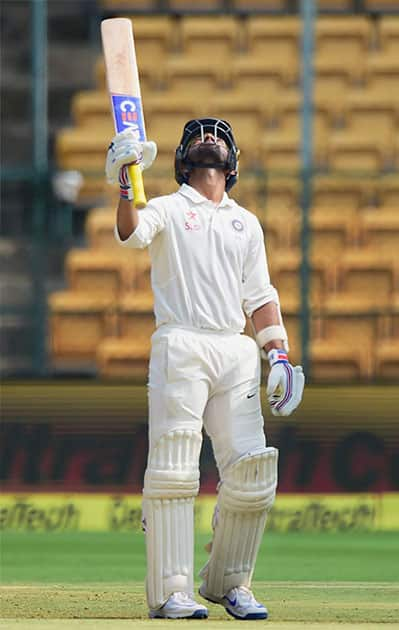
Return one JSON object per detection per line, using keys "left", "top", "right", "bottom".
{"left": 128, "top": 163, "right": 147, "bottom": 208}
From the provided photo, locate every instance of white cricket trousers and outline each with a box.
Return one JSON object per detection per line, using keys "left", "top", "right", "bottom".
{"left": 148, "top": 325, "right": 267, "bottom": 475}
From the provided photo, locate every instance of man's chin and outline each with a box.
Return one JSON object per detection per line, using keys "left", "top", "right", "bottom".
{"left": 188, "top": 144, "right": 228, "bottom": 165}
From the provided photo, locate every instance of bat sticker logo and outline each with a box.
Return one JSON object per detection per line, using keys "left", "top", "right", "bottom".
{"left": 111, "top": 94, "right": 145, "bottom": 141}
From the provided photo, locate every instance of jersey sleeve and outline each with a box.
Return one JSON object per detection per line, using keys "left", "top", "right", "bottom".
{"left": 114, "top": 198, "right": 168, "bottom": 249}
{"left": 242, "top": 215, "right": 280, "bottom": 318}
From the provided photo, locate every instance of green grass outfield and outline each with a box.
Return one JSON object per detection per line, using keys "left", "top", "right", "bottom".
{"left": 1, "top": 531, "right": 399, "bottom": 628}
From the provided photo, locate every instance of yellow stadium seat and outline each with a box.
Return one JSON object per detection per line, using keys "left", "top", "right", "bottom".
{"left": 366, "top": 53, "right": 399, "bottom": 95}
{"left": 232, "top": 0, "right": 287, "bottom": 10}
{"left": 378, "top": 16, "right": 399, "bottom": 54}
{"left": 316, "top": 17, "right": 372, "bottom": 58}
{"left": 320, "top": 293, "right": 384, "bottom": 355}
{"left": 359, "top": 209, "right": 399, "bottom": 254}
{"left": 310, "top": 339, "right": 373, "bottom": 381}
{"left": 258, "top": 215, "right": 296, "bottom": 261}
{"left": 85, "top": 207, "right": 116, "bottom": 249}
{"left": 232, "top": 173, "right": 263, "bottom": 215}
{"left": 317, "top": 0, "right": 354, "bottom": 9}
{"left": 260, "top": 124, "right": 327, "bottom": 171}
{"left": 72, "top": 90, "right": 109, "bottom": 127}
{"left": 56, "top": 125, "right": 113, "bottom": 172}
{"left": 375, "top": 340, "right": 399, "bottom": 380}
{"left": 270, "top": 251, "right": 334, "bottom": 309}
{"left": 309, "top": 214, "right": 357, "bottom": 261}
{"left": 378, "top": 174, "right": 399, "bottom": 207}
{"left": 336, "top": 249, "right": 396, "bottom": 306}
{"left": 145, "top": 94, "right": 201, "bottom": 147}
{"left": 118, "top": 291, "right": 155, "bottom": 339}
{"left": 48, "top": 291, "right": 116, "bottom": 362}
{"left": 101, "top": 0, "right": 159, "bottom": 8}
{"left": 165, "top": 56, "right": 229, "bottom": 95}
{"left": 342, "top": 96, "right": 397, "bottom": 160}
{"left": 365, "top": 0, "right": 399, "bottom": 10}
{"left": 97, "top": 336, "right": 151, "bottom": 380}
{"left": 327, "top": 132, "right": 390, "bottom": 172}
{"left": 127, "top": 15, "right": 174, "bottom": 55}
{"left": 312, "top": 175, "right": 376, "bottom": 209}
{"left": 391, "top": 293, "right": 399, "bottom": 337}
{"left": 245, "top": 16, "right": 300, "bottom": 59}
{"left": 315, "top": 66, "right": 353, "bottom": 109}
{"left": 65, "top": 249, "right": 136, "bottom": 296}
{"left": 179, "top": 16, "right": 240, "bottom": 58}
{"left": 84, "top": 212, "right": 153, "bottom": 279}
{"left": 314, "top": 17, "right": 372, "bottom": 86}
{"left": 169, "top": 0, "right": 225, "bottom": 12}
{"left": 230, "top": 61, "right": 283, "bottom": 100}
{"left": 232, "top": 54, "right": 298, "bottom": 90}
{"left": 267, "top": 176, "right": 300, "bottom": 208}
{"left": 259, "top": 132, "right": 301, "bottom": 172}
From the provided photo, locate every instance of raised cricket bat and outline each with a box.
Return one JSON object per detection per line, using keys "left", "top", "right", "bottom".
{"left": 101, "top": 18, "right": 147, "bottom": 208}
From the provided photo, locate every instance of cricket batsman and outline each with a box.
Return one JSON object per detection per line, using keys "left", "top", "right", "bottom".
{"left": 106, "top": 118, "right": 305, "bottom": 620}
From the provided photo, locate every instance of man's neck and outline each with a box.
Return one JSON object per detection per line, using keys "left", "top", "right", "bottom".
{"left": 188, "top": 169, "right": 226, "bottom": 205}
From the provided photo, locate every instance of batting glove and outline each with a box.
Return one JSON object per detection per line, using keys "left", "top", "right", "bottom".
{"left": 266, "top": 349, "right": 305, "bottom": 417}
{"left": 105, "top": 128, "right": 157, "bottom": 184}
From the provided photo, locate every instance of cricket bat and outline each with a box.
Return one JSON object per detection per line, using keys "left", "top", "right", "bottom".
{"left": 101, "top": 18, "right": 147, "bottom": 208}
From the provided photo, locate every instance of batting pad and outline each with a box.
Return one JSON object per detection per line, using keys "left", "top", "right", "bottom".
{"left": 199, "top": 447, "right": 278, "bottom": 599}
{"left": 143, "top": 429, "right": 202, "bottom": 609}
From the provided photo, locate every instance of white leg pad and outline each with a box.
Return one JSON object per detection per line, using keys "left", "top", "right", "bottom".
{"left": 143, "top": 429, "right": 202, "bottom": 610}
{"left": 199, "top": 447, "right": 278, "bottom": 599}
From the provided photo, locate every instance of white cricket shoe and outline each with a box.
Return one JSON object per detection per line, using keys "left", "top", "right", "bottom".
{"left": 199, "top": 584, "right": 268, "bottom": 620}
{"left": 149, "top": 591, "right": 208, "bottom": 619}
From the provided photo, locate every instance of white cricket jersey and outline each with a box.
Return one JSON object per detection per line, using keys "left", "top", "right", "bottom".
{"left": 115, "top": 183, "right": 280, "bottom": 333}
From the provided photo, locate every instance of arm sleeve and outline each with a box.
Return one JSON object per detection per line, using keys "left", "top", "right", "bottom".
{"left": 114, "top": 199, "right": 167, "bottom": 249}
{"left": 242, "top": 216, "right": 281, "bottom": 318}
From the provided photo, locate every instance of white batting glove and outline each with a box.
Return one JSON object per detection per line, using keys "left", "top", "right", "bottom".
{"left": 266, "top": 349, "right": 305, "bottom": 417}
{"left": 105, "top": 128, "right": 157, "bottom": 184}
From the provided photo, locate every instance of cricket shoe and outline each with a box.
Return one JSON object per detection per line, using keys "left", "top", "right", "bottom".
{"left": 199, "top": 584, "right": 268, "bottom": 620}
{"left": 149, "top": 591, "right": 208, "bottom": 619}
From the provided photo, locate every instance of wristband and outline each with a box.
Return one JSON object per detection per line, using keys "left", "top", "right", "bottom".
{"left": 119, "top": 166, "right": 133, "bottom": 201}
{"left": 255, "top": 324, "right": 289, "bottom": 358}
{"left": 268, "top": 348, "right": 289, "bottom": 367}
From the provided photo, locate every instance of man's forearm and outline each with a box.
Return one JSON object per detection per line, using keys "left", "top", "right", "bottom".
{"left": 251, "top": 302, "right": 285, "bottom": 352}
{"left": 116, "top": 197, "right": 139, "bottom": 241}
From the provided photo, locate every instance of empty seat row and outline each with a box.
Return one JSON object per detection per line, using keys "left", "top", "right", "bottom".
{"left": 49, "top": 285, "right": 399, "bottom": 380}
{"left": 61, "top": 244, "right": 399, "bottom": 311}
{"left": 101, "top": 1, "right": 399, "bottom": 14}
{"left": 71, "top": 88, "right": 399, "bottom": 132}
{"left": 97, "top": 14, "right": 399, "bottom": 57}
{"left": 84, "top": 205, "right": 399, "bottom": 264}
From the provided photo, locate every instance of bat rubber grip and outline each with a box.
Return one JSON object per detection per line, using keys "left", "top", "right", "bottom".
{"left": 129, "top": 163, "right": 147, "bottom": 208}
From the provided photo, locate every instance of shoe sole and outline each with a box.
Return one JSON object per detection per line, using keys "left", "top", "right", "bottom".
{"left": 149, "top": 609, "right": 208, "bottom": 619}
{"left": 226, "top": 607, "right": 268, "bottom": 620}
{"left": 199, "top": 588, "right": 268, "bottom": 621}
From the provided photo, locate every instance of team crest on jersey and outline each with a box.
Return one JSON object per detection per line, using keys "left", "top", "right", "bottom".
{"left": 232, "top": 219, "right": 244, "bottom": 232}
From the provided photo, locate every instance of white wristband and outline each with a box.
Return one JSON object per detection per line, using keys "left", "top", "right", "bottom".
{"left": 256, "top": 325, "right": 288, "bottom": 348}
{"left": 255, "top": 325, "right": 289, "bottom": 359}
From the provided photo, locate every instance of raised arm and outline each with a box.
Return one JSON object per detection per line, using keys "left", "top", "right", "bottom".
{"left": 105, "top": 128, "right": 157, "bottom": 240}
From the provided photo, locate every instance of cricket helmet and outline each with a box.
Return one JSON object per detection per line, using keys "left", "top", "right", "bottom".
{"left": 175, "top": 118, "right": 240, "bottom": 191}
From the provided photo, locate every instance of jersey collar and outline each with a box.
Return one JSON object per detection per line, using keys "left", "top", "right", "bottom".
{"left": 178, "top": 183, "right": 235, "bottom": 209}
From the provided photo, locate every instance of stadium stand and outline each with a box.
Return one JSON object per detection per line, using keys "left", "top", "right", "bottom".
{"left": 48, "top": 291, "right": 116, "bottom": 362}
{"left": 51, "top": 8, "right": 399, "bottom": 381}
